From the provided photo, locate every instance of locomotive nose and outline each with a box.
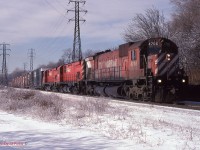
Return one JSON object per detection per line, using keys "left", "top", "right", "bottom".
{"left": 155, "top": 53, "right": 179, "bottom": 77}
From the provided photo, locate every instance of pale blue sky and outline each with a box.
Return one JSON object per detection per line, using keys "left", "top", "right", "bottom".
{"left": 0, "top": 0, "right": 173, "bottom": 73}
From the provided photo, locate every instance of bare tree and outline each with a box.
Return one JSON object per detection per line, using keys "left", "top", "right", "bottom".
{"left": 8, "top": 68, "right": 25, "bottom": 82}
{"left": 170, "top": 0, "right": 200, "bottom": 83}
{"left": 61, "top": 48, "right": 72, "bottom": 64}
{"left": 37, "top": 48, "right": 72, "bottom": 69}
{"left": 123, "top": 7, "right": 170, "bottom": 42}
{"left": 83, "top": 49, "right": 98, "bottom": 58}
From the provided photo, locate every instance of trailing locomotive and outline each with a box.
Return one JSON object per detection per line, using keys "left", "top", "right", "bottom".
{"left": 10, "top": 37, "right": 188, "bottom": 103}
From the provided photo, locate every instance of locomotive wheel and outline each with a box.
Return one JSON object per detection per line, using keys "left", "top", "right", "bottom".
{"left": 129, "top": 93, "right": 133, "bottom": 100}
{"left": 59, "top": 87, "right": 64, "bottom": 93}
{"left": 138, "top": 94, "right": 143, "bottom": 100}
{"left": 86, "top": 86, "right": 92, "bottom": 95}
{"left": 81, "top": 87, "right": 86, "bottom": 95}
{"left": 62, "top": 86, "right": 67, "bottom": 93}
{"left": 44, "top": 86, "right": 48, "bottom": 91}
{"left": 165, "top": 91, "right": 176, "bottom": 103}
{"left": 51, "top": 86, "right": 58, "bottom": 92}
{"left": 72, "top": 86, "right": 79, "bottom": 94}
{"left": 154, "top": 87, "right": 165, "bottom": 103}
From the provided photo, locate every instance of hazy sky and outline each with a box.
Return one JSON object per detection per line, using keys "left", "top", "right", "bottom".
{"left": 0, "top": 0, "right": 173, "bottom": 73}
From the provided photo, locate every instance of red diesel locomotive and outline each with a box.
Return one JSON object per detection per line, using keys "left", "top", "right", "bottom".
{"left": 42, "top": 60, "right": 85, "bottom": 93}
{"left": 10, "top": 37, "right": 188, "bottom": 103}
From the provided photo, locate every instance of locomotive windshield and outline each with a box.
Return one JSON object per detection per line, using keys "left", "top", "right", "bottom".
{"left": 148, "top": 40, "right": 161, "bottom": 55}
{"left": 147, "top": 38, "right": 178, "bottom": 55}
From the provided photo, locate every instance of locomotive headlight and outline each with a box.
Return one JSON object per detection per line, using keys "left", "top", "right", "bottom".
{"left": 166, "top": 54, "right": 171, "bottom": 61}
{"left": 182, "top": 79, "right": 186, "bottom": 83}
{"left": 157, "top": 79, "right": 162, "bottom": 83}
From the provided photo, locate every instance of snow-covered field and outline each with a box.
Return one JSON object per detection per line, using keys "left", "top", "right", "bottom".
{"left": 0, "top": 111, "right": 134, "bottom": 150}
{"left": 0, "top": 87, "right": 200, "bottom": 150}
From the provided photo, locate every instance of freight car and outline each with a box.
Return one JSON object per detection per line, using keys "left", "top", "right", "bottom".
{"left": 31, "top": 68, "right": 48, "bottom": 89}
{"left": 10, "top": 73, "right": 31, "bottom": 88}
{"left": 10, "top": 37, "right": 188, "bottom": 103}
{"left": 10, "top": 68, "right": 48, "bottom": 89}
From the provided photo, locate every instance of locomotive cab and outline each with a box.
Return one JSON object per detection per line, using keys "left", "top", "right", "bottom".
{"left": 125, "top": 38, "right": 188, "bottom": 102}
{"left": 142, "top": 38, "right": 188, "bottom": 102}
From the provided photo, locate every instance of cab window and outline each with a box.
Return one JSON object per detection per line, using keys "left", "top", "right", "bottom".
{"left": 64, "top": 66, "right": 67, "bottom": 72}
{"left": 131, "top": 50, "right": 136, "bottom": 60}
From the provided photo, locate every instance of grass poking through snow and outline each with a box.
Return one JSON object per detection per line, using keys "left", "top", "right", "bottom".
{"left": 0, "top": 88, "right": 64, "bottom": 120}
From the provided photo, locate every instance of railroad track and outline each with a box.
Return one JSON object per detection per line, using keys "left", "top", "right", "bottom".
{"left": 11, "top": 87, "right": 200, "bottom": 111}
{"left": 34, "top": 88, "right": 200, "bottom": 111}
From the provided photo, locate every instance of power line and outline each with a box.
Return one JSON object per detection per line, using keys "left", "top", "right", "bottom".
{"left": 55, "top": 0, "right": 66, "bottom": 10}
{"left": 35, "top": 0, "right": 68, "bottom": 52}
{"left": 67, "top": 0, "right": 87, "bottom": 62}
{"left": 44, "top": 0, "right": 65, "bottom": 16}
{"left": 38, "top": 15, "right": 66, "bottom": 50}
{"left": 0, "top": 43, "right": 11, "bottom": 85}
{"left": 35, "top": 13, "right": 68, "bottom": 60}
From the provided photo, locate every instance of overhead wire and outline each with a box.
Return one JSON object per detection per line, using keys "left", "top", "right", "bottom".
{"left": 44, "top": 0, "right": 65, "bottom": 16}
{"left": 55, "top": 0, "right": 66, "bottom": 10}
{"left": 36, "top": 0, "right": 69, "bottom": 61}
{"left": 36, "top": 14, "right": 66, "bottom": 51}
{"left": 33, "top": 0, "right": 75, "bottom": 67}
{"left": 43, "top": 21, "right": 67, "bottom": 54}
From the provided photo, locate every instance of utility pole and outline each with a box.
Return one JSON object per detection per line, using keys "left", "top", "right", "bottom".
{"left": 67, "top": 0, "right": 87, "bottom": 62}
{"left": 28, "top": 49, "right": 35, "bottom": 71}
{"left": 0, "top": 43, "right": 11, "bottom": 86}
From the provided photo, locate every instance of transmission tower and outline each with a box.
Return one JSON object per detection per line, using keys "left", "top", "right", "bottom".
{"left": 23, "top": 62, "right": 27, "bottom": 73}
{"left": 67, "top": 0, "right": 87, "bottom": 62}
{"left": 0, "top": 43, "right": 11, "bottom": 85}
{"left": 28, "top": 49, "right": 36, "bottom": 71}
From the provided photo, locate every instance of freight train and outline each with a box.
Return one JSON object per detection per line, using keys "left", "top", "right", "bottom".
{"left": 10, "top": 37, "right": 188, "bottom": 103}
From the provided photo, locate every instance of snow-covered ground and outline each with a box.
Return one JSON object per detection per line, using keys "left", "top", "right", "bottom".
{"left": 0, "top": 88, "right": 200, "bottom": 150}
{"left": 0, "top": 111, "right": 134, "bottom": 150}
